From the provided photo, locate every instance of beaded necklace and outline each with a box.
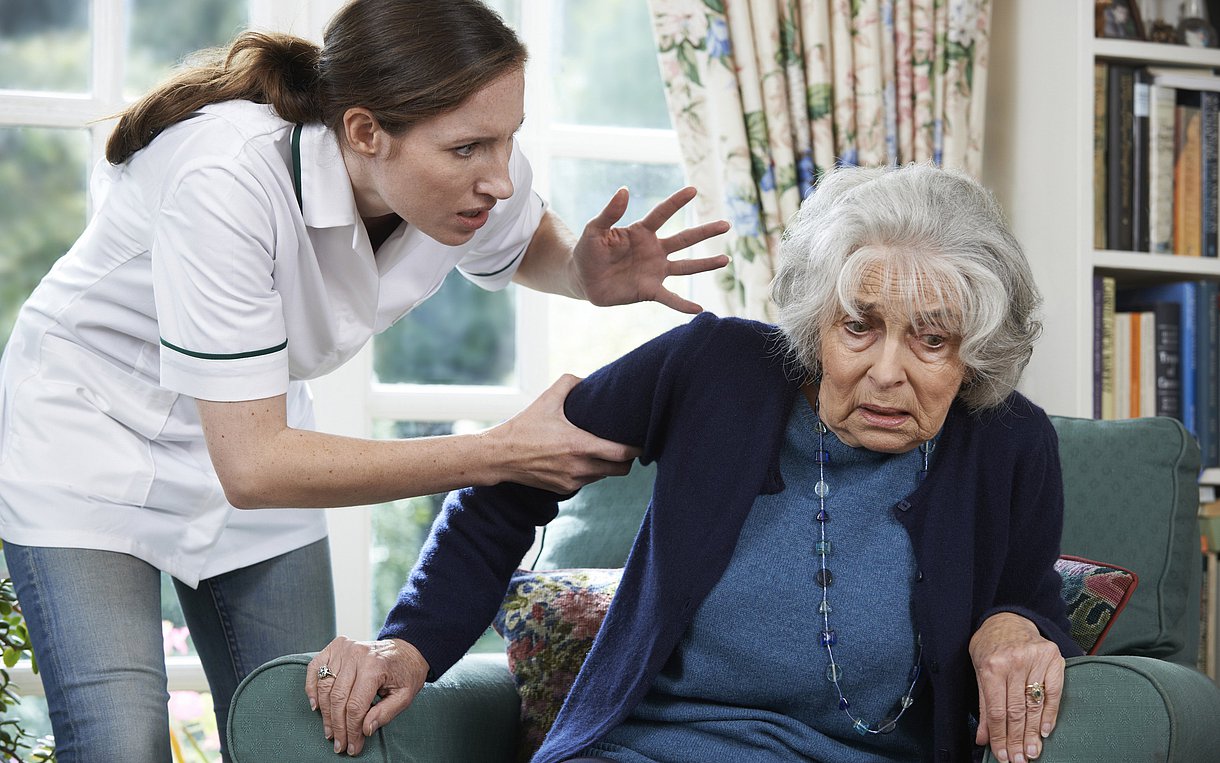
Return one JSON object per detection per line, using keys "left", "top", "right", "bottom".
{"left": 811, "top": 407, "right": 931, "bottom": 736}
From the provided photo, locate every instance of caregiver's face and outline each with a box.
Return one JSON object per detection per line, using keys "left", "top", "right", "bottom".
{"left": 813, "top": 257, "right": 967, "bottom": 453}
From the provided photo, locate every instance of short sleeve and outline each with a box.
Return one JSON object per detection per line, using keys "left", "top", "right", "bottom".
{"left": 153, "top": 159, "right": 290, "bottom": 402}
{"left": 456, "top": 138, "right": 546, "bottom": 290}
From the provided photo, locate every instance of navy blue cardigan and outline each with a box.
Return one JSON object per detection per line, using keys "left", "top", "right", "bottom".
{"left": 380, "top": 313, "right": 1082, "bottom": 763}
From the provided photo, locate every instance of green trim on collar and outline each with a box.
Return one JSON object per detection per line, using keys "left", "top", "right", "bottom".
{"left": 160, "top": 337, "right": 288, "bottom": 361}
{"left": 291, "top": 123, "right": 303, "bottom": 212}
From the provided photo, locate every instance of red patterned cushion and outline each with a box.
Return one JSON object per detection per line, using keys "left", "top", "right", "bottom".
{"left": 1054, "top": 554, "right": 1139, "bottom": 654}
{"left": 493, "top": 568, "right": 621, "bottom": 761}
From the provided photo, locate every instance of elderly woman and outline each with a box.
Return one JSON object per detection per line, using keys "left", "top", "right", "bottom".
{"left": 308, "top": 163, "right": 1082, "bottom": 763}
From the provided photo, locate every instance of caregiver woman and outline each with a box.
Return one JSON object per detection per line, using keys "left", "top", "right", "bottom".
{"left": 0, "top": 1, "right": 728, "bottom": 761}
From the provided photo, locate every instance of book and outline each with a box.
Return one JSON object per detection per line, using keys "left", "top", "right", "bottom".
{"left": 1204, "top": 281, "right": 1220, "bottom": 468}
{"left": 1114, "top": 311, "right": 1130, "bottom": 418}
{"left": 1175, "top": 93, "right": 1204, "bottom": 257}
{"left": 1149, "top": 83, "right": 1177, "bottom": 254}
{"left": 1203, "top": 91, "right": 1220, "bottom": 259}
{"left": 1148, "top": 69, "right": 1220, "bottom": 92}
{"left": 1132, "top": 311, "right": 1151, "bottom": 417}
{"left": 1095, "top": 62, "right": 1109, "bottom": 251}
{"left": 1118, "top": 281, "right": 1199, "bottom": 434}
{"left": 1093, "top": 275, "right": 1103, "bottom": 419}
{"left": 1152, "top": 301, "right": 1183, "bottom": 419}
{"left": 1133, "top": 68, "right": 1152, "bottom": 252}
{"left": 1100, "top": 276, "right": 1117, "bottom": 419}
{"left": 1108, "top": 64, "right": 1137, "bottom": 252}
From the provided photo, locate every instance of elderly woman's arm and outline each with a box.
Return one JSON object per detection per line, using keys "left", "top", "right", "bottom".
{"left": 970, "top": 412, "right": 1081, "bottom": 763}
{"left": 307, "top": 314, "right": 720, "bottom": 756}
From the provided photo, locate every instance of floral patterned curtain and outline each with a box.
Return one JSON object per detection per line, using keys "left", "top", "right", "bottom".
{"left": 650, "top": 0, "right": 992, "bottom": 319}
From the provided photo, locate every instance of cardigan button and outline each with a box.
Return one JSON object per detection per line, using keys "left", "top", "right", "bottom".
{"left": 915, "top": 570, "right": 924, "bottom": 582}
{"left": 896, "top": 499, "right": 911, "bottom": 512}
{"left": 938, "top": 749, "right": 950, "bottom": 761}
{"left": 930, "top": 660, "right": 940, "bottom": 673}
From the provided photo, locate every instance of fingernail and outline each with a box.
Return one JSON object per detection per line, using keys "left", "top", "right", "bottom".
{"left": 310, "top": 698, "right": 317, "bottom": 711}
{"left": 334, "top": 739, "right": 343, "bottom": 754}
{"left": 368, "top": 720, "right": 378, "bottom": 734}
{"left": 997, "top": 751, "right": 1009, "bottom": 762}
{"left": 324, "top": 728, "right": 331, "bottom": 740}
{"left": 1028, "top": 743, "right": 1039, "bottom": 758}
{"left": 1041, "top": 725, "right": 1051, "bottom": 738}
{"left": 348, "top": 743, "right": 358, "bottom": 756}
{"left": 1015, "top": 754, "right": 1026, "bottom": 763}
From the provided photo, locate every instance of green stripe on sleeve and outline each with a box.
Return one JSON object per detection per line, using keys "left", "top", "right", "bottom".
{"left": 160, "top": 337, "right": 288, "bottom": 360}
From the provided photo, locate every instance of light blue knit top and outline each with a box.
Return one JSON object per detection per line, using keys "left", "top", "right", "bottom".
{"left": 585, "top": 397, "right": 933, "bottom": 762}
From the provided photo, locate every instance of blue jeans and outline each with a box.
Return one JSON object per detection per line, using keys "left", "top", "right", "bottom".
{"left": 4, "top": 538, "right": 336, "bottom": 763}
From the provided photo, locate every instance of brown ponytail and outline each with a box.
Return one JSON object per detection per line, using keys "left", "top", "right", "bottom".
{"left": 106, "top": 0, "right": 527, "bottom": 165}
{"left": 105, "top": 31, "right": 322, "bottom": 164}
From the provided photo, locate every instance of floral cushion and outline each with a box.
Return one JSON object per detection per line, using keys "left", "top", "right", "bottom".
{"left": 494, "top": 557, "right": 1137, "bottom": 757}
{"left": 493, "top": 568, "right": 621, "bottom": 761}
{"left": 1054, "top": 554, "right": 1139, "bottom": 655}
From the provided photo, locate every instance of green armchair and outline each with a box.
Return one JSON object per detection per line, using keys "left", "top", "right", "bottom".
{"left": 228, "top": 415, "right": 1220, "bottom": 762}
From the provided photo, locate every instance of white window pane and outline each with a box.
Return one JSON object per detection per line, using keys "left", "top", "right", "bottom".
{"left": 4, "top": 694, "right": 54, "bottom": 751}
{"left": 369, "top": 419, "right": 502, "bottom": 653}
{"left": 550, "top": 0, "right": 670, "bottom": 129}
{"left": 548, "top": 158, "right": 686, "bottom": 234}
{"left": 373, "top": 277, "right": 517, "bottom": 387}
{"left": 0, "top": 127, "right": 89, "bottom": 349}
{"left": 124, "top": 0, "right": 247, "bottom": 97}
{"left": 546, "top": 158, "right": 692, "bottom": 376}
{"left": 0, "top": 0, "right": 90, "bottom": 92}
{"left": 483, "top": 0, "right": 520, "bottom": 28}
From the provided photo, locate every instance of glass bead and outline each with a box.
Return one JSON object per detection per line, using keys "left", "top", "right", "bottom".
{"left": 814, "top": 420, "right": 827, "bottom": 434}
{"left": 901, "top": 694, "right": 915, "bottom": 709}
{"left": 838, "top": 697, "right": 850, "bottom": 711}
{"left": 814, "top": 449, "right": 830, "bottom": 463}
{"left": 814, "top": 480, "right": 830, "bottom": 497}
{"left": 816, "top": 568, "right": 833, "bottom": 587}
{"left": 853, "top": 719, "right": 870, "bottom": 735}
{"left": 818, "top": 600, "right": 832, "bottom": 614}
{"left": 877, "top": 716, "right": 898, "bottom": 734}
{"left": 816, "top": 508, "right": 829, "bottom": 522}
{"left": 908, "top": 664, "right": 921, "bottom": 682}
{"left": 826, "top": 663, "right": 842, "bottom": 681}
{"left": 918, "top": 469, "right": 928, "bottom": 482}
{"left": 815, "top": 540, "right": 832, "bottom": 554}
{"left": 820, "top": 629, "right": 837, "bottom": 646}
{"left": 920, "top": 439, "right": 936, "bottom": 453}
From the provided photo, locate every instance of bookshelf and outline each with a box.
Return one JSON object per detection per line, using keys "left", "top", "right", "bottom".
{"left": 985, "top": 2, "right": 1220, "bottom": 682}
{"left": 984, "top": 1, "right": 1220, "bottom": 425}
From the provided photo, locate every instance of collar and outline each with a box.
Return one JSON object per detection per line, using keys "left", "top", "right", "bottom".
{"left": 293, "top": 122, "right": 363, "bottom": 230}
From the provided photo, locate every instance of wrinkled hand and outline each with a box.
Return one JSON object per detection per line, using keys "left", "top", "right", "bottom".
{"left": 969, "top": 612, "right": 1066, "bottom": 763}
{"left": 305, "top": 636, "right": 429, "bottom": 757}
{"left": 573, "top": 186, "right": 730, "bottom": 314}
{"left": 484, "top": 374, "right": 640, "bottom": 492}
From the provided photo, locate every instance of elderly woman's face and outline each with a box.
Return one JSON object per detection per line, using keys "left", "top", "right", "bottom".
{"left": 814, "top": 265, "right": 967, "bottom": 453}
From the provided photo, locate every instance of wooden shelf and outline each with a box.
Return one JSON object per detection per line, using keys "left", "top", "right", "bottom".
{"left": 1093, "top": 251, "right": 1220, "bottom": 278}
{"left": 1093, "top": 38, "right": 1220, "bottom": 67}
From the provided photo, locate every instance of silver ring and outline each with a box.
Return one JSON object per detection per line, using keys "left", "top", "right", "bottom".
{"left": 317, "top": 664, "right": 335, "bottom": 680}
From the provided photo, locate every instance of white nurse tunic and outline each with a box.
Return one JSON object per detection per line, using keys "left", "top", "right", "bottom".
{"left": 0, "top": 101, "right": 544, "bottom": 586}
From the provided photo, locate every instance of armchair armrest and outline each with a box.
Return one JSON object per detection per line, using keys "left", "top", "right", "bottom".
{"left": 982, "top": 655, "right": 1220, "bottom": 763}
{"left": 228, "top": 652, "right": 520, "bottom": 762}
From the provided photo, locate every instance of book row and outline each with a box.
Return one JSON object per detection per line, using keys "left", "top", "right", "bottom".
{"left": 1095, "top": 276, "right": 1220, "bottom": 469}
{"left": 1095, "top": 62, "right": 1220, "bottom": 255}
